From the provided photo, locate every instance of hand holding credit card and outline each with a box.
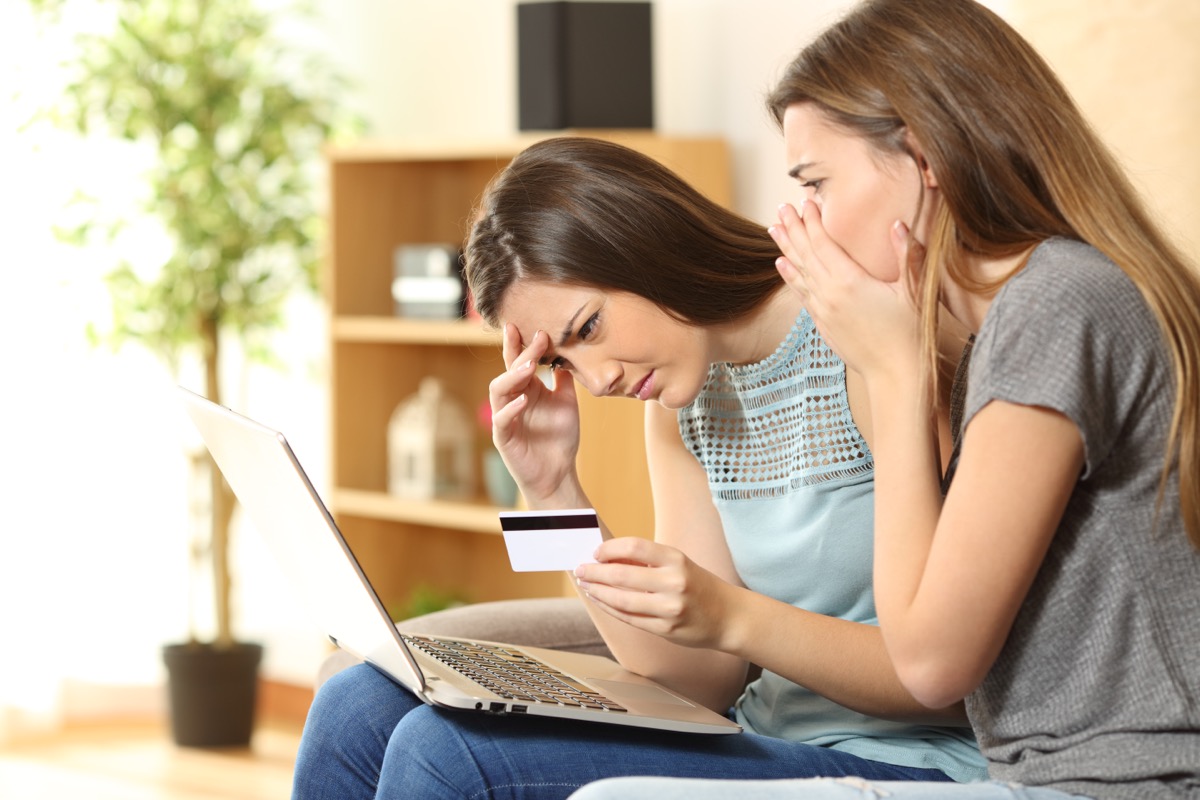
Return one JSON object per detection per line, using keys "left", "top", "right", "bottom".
{"left": 499, "top": 508, "right": 603, "bottom": 572}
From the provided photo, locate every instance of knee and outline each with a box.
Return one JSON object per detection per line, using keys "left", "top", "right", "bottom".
{"left": 294, "top": 665, "right": 419, "bottom": 797}
{"left": 380, "top": 706, "right": 486, "bottom": 796}
{"left": 304, "top": 664, "right": 415, "bottom": 748}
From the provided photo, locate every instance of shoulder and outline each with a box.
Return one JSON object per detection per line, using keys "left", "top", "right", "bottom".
{"left": 992, "top": 238, "right": 1141, "bottom": 323}
{"left": 980, "top": 238, "right": 1160, "bottom": 364}
{"left": 966, "top": 239, "right": 1169, "bottom": 476}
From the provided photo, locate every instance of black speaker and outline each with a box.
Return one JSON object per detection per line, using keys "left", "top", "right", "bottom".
{"left": 517, "top": 1, "right": 653, "bottom": 131}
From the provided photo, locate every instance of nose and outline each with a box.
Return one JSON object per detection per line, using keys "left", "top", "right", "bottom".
{"left": 572, "top": 358, "right": 622, "bottom": 398}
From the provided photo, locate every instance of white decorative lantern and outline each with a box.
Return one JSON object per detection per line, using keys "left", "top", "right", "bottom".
{"left": 387, "top": 377, "right": 474, "bottom": 500}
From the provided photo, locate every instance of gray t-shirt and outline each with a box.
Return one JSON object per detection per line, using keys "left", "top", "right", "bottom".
{"left": 962, "top": 238, "right": 1200, "bottom": 798}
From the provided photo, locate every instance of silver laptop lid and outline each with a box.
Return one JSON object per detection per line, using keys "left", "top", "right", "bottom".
{"left": 178, "top": 387, "right": 426, "bottom": 693}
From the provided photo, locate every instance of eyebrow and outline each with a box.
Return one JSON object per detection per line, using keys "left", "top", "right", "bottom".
{"left": 535, "top": 303, "right": 587, "bottom": 366}
{"left": 787, "top": 161, "right": 815, "bottom": 180}
{"left": 558, "top": 304, "right": 585, "bottom": 348}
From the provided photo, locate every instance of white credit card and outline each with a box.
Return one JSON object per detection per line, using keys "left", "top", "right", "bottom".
{"left": 498, "top": 508, "right": 602, "bottom": 572}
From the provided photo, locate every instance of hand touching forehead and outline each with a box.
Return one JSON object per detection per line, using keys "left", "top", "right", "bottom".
{"left": 499, "top": 281, "right": 604, "bottom": 366}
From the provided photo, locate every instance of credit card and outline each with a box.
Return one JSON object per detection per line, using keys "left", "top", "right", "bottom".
{"left": 498, "top": 508, "right": 603, "bottom": 572}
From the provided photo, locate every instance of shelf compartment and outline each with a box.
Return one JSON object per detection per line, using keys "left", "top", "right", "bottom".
{"left": 332, "top": 488, "right": 511, "bottom": 535}
{"left": 330, "top": 339, "right": 503, "bottom": 492}
{"left": 332, "top": 316, "right": 499, "bottom": 346}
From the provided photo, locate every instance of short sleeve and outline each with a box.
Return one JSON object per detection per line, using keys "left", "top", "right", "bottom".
{"left": 963, "top": 239, "right": 1167, "bottom": 480}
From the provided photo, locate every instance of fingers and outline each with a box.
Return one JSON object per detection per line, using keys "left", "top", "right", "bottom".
{"left": 774, "top": 201, "right": 884, "bottom": 294}
{"left": 490, "top": 328, "right": 549, "bottom": 440}
{"left": 768, "top": 202, "right": 809, "bottom": 273}
{"left": 891, "top": 219, "right": 925, "bottom": 301}
{"left": 575, "top": 538, "right": 686, "bottom": 602}
{"left": 782, "top": 200, "right": 848, "bottom": 281}
{"left": 488, "top": 363, "right": 532, "bottom": 443}
{"left": 501, "top": 321, "right": 520, "bottom": 369}
{"left": 575, "top": 540, "right": 707, "bottom": 639}
{"left": 790, "top": 200, "right": 829, "bottom": 276}
{"left": 593, "top": 535, "right": 667, "bottom": 568}
{"left": 501, "top": 323, "right": 545, "bottom": 370}
{"left": 581, "top": 582, "right": 676, "bottom": 627}
{"left": 769, "top": 202, "right": 823, "bottom": 298}
{"left": 770, "top": 224, "right": 806, "bottom": 292}
{"left": 774, "top": 254, "right": 808, "bottom": 299}
{"left": 492, "top": 327, "right": 546, "bottom": 396}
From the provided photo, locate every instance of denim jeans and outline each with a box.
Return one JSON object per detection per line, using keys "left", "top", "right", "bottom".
{"left": 292, "top": 664, "right": 958, "bottom": 800}
{"left": 569, "top": 777, "right": 1090, "bottom": 800}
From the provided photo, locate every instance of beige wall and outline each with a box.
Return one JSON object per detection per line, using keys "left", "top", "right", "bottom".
{"left": 319, "top": 1, "right": 1200, "bottom": 262}
{"left": 1010, "top": 0, "right": 1200, "bottom": 264}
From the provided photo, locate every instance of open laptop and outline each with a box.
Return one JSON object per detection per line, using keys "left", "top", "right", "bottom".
{"left": 179, "top": 387, "right": 741, "bottom": 735}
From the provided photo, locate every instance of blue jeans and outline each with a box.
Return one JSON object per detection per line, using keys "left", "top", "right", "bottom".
{"left": 569, "top": 778, "right": 1088, "bottom": 800}
{"left": 292, "top": 664, "right": 957, "bottom": 800}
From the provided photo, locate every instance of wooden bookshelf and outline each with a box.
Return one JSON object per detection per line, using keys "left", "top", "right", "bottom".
{"left": 324, "top": 132, "right": 731, "bottom": 616}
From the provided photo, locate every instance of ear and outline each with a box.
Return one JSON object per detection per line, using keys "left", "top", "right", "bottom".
{"left": 904, "top": 129, "right": 939, "bottom": 190}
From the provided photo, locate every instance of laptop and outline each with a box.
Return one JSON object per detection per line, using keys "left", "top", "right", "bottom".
{"left": 179, "top": 387, "right": 741, "bottom": 735}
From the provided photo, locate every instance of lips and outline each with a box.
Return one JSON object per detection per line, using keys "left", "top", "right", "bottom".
{"left": 632, "top": 371, "right": 654, "bottom": 401}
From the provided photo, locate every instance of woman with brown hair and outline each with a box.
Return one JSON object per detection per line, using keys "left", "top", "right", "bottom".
{"left": 290, "top": 135, "right": 985, "bottom": 798}
{"left": 571, "top": 0, "right": 1200, "bottom": 798}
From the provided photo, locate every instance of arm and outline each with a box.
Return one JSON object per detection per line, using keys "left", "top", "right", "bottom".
{"left": 868, "top": 391, "right": 1083, "bottom": 708}
{"left": 772, "top": 200, "right": 1084, "bottom": 709}
{"left": 576, "top": 402, "right": 750, "bottom": 711}
{"left": 579, "top": 402, "right": 969, "bottom": 724}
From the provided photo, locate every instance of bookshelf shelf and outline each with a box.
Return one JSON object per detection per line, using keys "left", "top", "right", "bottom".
{"left": 324, "top": 133, "right": 730, "bottom": 613}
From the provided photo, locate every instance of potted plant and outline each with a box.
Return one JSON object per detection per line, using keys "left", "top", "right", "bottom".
{"left": 28, "top": 0, "right": 353, "bottom": 746}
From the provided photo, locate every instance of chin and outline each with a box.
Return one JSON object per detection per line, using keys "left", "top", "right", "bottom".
{"left": 657, "top": 382, "right": 703, "bottom": 411}
{"left": 651, "top": 389, "right": 679, "bottom": 410}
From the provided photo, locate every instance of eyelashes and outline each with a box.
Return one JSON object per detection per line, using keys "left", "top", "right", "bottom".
{"left": 546, "top": 312, "right": 600, "bottom": 372}
{"left": 579, "top": 312, "right": 599, "bottom": 340}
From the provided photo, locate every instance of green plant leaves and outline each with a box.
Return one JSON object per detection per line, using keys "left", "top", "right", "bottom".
{"left": 32, "top": 0, "right": 361, "bottom": 369}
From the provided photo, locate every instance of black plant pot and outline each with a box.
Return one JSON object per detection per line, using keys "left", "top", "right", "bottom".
{"left": 162, "top": 641, "right": 263, "bottom": 748}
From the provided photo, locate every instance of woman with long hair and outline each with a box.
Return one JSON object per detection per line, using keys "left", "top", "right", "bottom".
{"left": 290, "top": 135, "right": 986, "bottom": 798}
{"left": 570, "top": 0, "right": 1200, "bottom": 798}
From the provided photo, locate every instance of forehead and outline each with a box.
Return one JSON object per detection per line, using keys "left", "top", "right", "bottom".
{"left": 499, "top": 280, "right": 601, "bottom": 347}
{"left": 782, "top": 104, "right": 848, "bottom": 163}
{"left": 783, "top": 104, "right": 907, "bottom": 178}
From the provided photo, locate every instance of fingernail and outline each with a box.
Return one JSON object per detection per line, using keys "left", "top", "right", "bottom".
{"left": 767, "top": 225, "right": 779, "bottom": 238}
{"left": 519, "top": 359, "right": 535, "bottom": 372}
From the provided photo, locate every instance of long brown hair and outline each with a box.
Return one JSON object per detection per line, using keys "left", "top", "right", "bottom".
{"left": 464, "top": 137, "right": 781, "bottom": 329}
{"left": 767, "top": 0, "right": 1200, "bottom": 548}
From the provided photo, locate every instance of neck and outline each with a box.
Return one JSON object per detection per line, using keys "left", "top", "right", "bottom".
{"left": 942, "top": 245, "right": 1037, "bottom": 332}
{"left": 712, "top": 287, "right": 805, "bottom": 366}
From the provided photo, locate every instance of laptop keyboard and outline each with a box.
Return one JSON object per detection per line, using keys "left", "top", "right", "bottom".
{"left": 403, "top": 635, "right": 627, "bottom": 712}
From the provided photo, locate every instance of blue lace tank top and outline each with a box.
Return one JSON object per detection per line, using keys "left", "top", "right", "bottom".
{"left": 677, "top": 310, "right": 985, "bottom": 782}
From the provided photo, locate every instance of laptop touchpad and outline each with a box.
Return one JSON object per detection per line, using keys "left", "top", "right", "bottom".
{"left": 587, "top": 678, "right": 694, "bottom": 706}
